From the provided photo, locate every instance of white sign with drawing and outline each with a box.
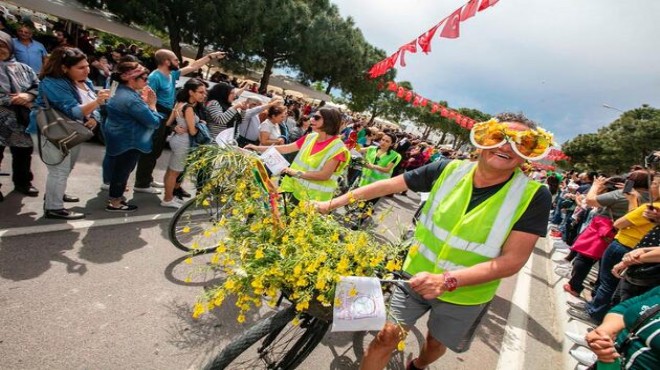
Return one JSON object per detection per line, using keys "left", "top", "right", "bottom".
{"left": 260, "top": 146, "right": 290, "bottom": 175}
{"left": 331, "top": 276, "right": 386, "bottom": 332}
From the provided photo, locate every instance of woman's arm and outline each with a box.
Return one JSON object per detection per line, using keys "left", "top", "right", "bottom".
{"left": 259, "top": 130, "right": 283, "bottom": 145}
{"left": 245, "top": 142, "right": 298, "bottom": 155}
{"left": 129, "top": 98, "right": 162, "bottom": 129}
{"left": 585, "top": 176, "right": 606, "bottom": 207}
{"left": 205, "top": 100, "right": 240, "bottom": 127}
{"left": 184, "top": 106, "right": 197, "bottom": 135}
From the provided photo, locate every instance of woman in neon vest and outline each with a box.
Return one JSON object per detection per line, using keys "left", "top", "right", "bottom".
{"left": 354, "top": 132, "right": 401, "bottom": 222}
{"left": 245, "top": 107, "right": 349, "bottom": 202}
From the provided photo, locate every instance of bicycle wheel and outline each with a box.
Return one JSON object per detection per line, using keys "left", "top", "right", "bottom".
{"left": 168, "top": 192, "right": 230, "bottom": 253}
{"left": 205, "top": 306, "right": 330, "bottom": 370}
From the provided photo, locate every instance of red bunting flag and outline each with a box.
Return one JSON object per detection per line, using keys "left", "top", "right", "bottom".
{"left": 461, "top": 0, "right": 480, "bottom": 21}
{"left": 405, "top": 91, "right": 413, "bottom": 102}
{"left": 397, "top": 86, "right": 405, "bottom": 98}
{"left": 440, "top": 7, "right": 463, "bottom": 39}
{"left": 384, "top": 50, "right": 401, "bottom": 70}
{"left": 387, "top": 81, "right": 397, "bottom": 91}
{"left": 431, "top": 103, "right": 439, "bottom": 113}
{"left": 412, "top": 95, "right": 421, "bottom": 107}
{"left": 398, "top": 40, "right": 418, "bottom": 67}
{"left": 421, "top": 98, "right": 428, "bottom": 107}
{"left": 479, "top": 0, "right": 499, "bottom": 11}
{"left": 417, "top": 21, "right": 443, "bottom": 54}
{"left": 441, "top": 108, "right": 449, "bottom": 117}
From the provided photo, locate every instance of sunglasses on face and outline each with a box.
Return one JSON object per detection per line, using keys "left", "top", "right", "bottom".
{"left": 470, "top": 119, "right": 553, "bottom": 161}
{"left": 311, "top": 114, "right": 322, "bottom": 121}
{"left": 136, "top": 74, "right": 148, "bottom": 81}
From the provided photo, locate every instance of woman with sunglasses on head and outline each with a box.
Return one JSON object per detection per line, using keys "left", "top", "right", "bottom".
{"left": 102, "top": 61, "right": 161, "bottom": 212}
{"left": 161, "top": 78, "right": 207, "bottom": 209}
{"left": 316, "top": 113, "right": 553, "bottom": 370}
{"left": 245, "top": 107, "right": 349, "bottom": 202}
{"left": 26, "top": 47, "right": 110, "bottom": 220}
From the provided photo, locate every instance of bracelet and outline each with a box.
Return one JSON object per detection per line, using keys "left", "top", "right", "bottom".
{"left": 442, "top": 272, "right": 458, "bottom": 292}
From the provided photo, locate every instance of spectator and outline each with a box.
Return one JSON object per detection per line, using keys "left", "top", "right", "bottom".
{"left": 102, "top": 61, "right": 161, "bottom": 212}
{"left": 204, "top": 82, "right": 245, "bottom": 138}
{"left": 0, "top": 31, "right": 39, "bottom": 199}
{"left": 258, "top": 105, "right": 286, "bottom": 145}
{"left": 161, "top": 78, "right": 208, "bottom": 209}
{"left": 26, "top": 47, "right": 110, "bottom": 220}
{"left": 11, "top": 23, "right": 47, "bottom": 74}
{"left": 235, "top": 97, "right": 281, "bottom": 147}
{"left": 89, "top": 54, "right": 111, "bottom": 87}
{"left": 289, "top": 115, "right": 310, "bottom": 142}
{"left": 134, "top": 48, "right": 225, "bottom": 195}
{"left": 53, "top": 30, "right": 72, "bottom": 49}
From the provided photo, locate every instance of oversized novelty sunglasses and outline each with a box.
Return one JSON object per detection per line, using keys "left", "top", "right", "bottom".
{"left": 470, "top": 119, "right": 553, "bottom": 161}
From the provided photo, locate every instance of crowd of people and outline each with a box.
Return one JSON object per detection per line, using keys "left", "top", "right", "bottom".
{"left": 0, "top": 18, "right": 658, "bottom": 370}
{"left": 543, "top": 162, "right": 659, "bottom": 369}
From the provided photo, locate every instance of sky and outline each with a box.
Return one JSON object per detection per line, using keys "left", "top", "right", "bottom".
{"left": 330, "top": 0, "right": 660, "bottom": 144}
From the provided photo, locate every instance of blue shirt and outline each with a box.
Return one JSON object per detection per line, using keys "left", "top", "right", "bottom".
{"left": 103, "top": 85, "right": 162, "bottom": 156}
{"left": 147, "top": 69, "right": 180, "bottom": 110}
{"left": 12, "top": 38, "right": 47, "bottom": 73}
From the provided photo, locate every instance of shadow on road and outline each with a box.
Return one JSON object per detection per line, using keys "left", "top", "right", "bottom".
{"left": 0, "top": 229, "right": 86, "bottom": 281}
{"left": 78, "top": 221, "right": 148, "bottom": 264}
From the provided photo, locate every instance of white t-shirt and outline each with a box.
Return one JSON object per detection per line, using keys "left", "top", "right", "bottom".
{"left": 77, "top": 85, "right": 96, "bottom": 105}
{"left": 259, "top": 119, "right": 281, "bottom": 142}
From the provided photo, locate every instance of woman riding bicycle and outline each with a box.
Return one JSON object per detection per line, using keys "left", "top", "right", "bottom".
{"left": 245, "top": 107, "right": 349, "bottom": 202}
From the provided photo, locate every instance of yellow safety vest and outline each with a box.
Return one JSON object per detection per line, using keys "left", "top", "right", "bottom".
{"left": 279, "top": 133, "right": 349, "bottom": 201}
{"left": 403, "top": 160, "right": 541, "bottom": 305}
{"left": 358, "top": 147, "right": 402, "bottom": 187}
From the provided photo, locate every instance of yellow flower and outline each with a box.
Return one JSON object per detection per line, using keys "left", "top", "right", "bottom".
{"left": 293, "top": 264, "right": 303, "bottom": 276}
{"left": 182, "top": 226, "right": 191, "bottom": 233}
{"left": 224, "top": 279, "right": 236, "bottom": 290}
{"left": 216, "top": 244, "right": 226, "bottom": 253}
{"left": 203, "top": 230, "right": 212, "bottom": 238}
{"left": 330, "top": 233, "right": 339, "bottom": 242}
{"left": 184, "top": 276, "right": 192, "bottom": 283}
{"left": 409, "top": 244, "right": 419, "bottom": 256}
{"left": 334, "top": 297, "right": 342, "bottom": 307}
{"left": 192, "top": 302, "right": 205, "bottom": 319}
{"left": 231, "top": 208, "right": 240, "bottom": 216}
{"left": 385, "top": 260, "right": 399, "bottom": 272}
{"left": 254, "top": 248, "right": 265, "bottom": 259}
{"left": 292, "top": 316, "right": 300, "bottom": 326}
{"left": 184, "top": 257, "right": 193, "bottom": 265}
{"left": 211, "top": 254, "right": 220, "bottom": 264}
{"left": 281, "top": 235, "right": 289, "bottom": 243}
{"left": 237, "top": 314, "right": 246, "bottom": 323}
{"left": 337, "top": 257, "right": 350, "bottom": 273}
{"left": 202, "top": 199, "right": 210, "bottom": 207}
{"left": 295, "top": 300, "right": 309, "bottom": 312}
{"left": 349, "top": 287, "right": 358, "bottom": 297}
{"left": 397, "top": 340, "right": 406, "bottom": 351}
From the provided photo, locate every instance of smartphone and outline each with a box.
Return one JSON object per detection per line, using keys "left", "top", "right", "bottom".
{"left": 623, "top": 179, "right": 635, "bottom": 194}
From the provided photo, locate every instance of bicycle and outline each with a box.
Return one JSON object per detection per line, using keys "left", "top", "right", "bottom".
{"left": 196, "top": 275, "right": 409, "bottom": 370}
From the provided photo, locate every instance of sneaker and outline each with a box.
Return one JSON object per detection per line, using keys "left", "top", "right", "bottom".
{"left": 567, "top": 308, "right": 597, "bottom": 325}
{"left": 173, "top": 187, "right": 192, "bottom": 199}
{"left": 554, "top": 266, "right": 572, "bottom": 279}
{"left": 105, "top": 203, "right": 138, "bottom": 213}
{"left": 564, "top": 331, "right": 588, "bottom": 347}
{"left": 563, "top": 283, "right": 581, "bottom": 297}
{"left": 576, "top": 365, "right": 589, "bottom": 370}
{"left": 161, "top": 198, "right": 183, "bottom": 209}
{"left": 134, "top": 186, "right": 162, "bottom": 194}
{"left": 550, "top": 230, "right": 563, "bottom": 238}
{"left": 567, "top": 300, "right": 589, "bottom": 311}
{"left": 100, "top": 183, "right": 110, "bottom": 191}
{"left": 150, "top": 181, "right": 165, "bottom": 188}
{"left": 569, "top": 347, "right": 596, "bottom": 366}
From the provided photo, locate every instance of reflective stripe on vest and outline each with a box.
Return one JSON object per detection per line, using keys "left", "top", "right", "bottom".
{"left": 418, "top": 170, "right": 529, "bottom": 258}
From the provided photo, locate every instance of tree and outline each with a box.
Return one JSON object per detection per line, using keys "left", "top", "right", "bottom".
{"left": 562, "top": 105, "right": 660, "bottom": 173}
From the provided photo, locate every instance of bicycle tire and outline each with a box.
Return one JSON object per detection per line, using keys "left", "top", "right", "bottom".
{"left": 204, "top": 306, "right": 330, "bottom": 370}
{"left": 168, "top": 192, "right": 229, "bottom": 253}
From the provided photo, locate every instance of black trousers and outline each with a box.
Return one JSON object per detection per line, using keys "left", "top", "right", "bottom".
{"left": 134, "top": 118, "right": 168, "bottom": 188}
{"left": 108, "top": 149, "right": 141, "bottom": 199}
{"left": 568, "top": 253, "right": 598, "bottom": 294}
{"left": 0, "top": 145, "right": 34, "bottom": 188}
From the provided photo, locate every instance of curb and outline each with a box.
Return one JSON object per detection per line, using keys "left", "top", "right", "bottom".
{"left": 0, "top": 212, "right": 175, "bottom": 238}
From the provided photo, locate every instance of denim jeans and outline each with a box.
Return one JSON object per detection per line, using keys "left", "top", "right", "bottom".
{"left": 586, "top": 239, "right": 630, "bottom": 322}
{"left": 107, "top": 149, "right": 141, "bottom": 199}
{"left": 32, "top": 134, "right": 81, "bottom": 211}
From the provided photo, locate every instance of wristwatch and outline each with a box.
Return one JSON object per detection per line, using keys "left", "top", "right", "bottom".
{"left": 295, "top": 170, "right": 304, "bottom": 178}
{"left": 442, "top": 272, "right": 458, "bottom": 292}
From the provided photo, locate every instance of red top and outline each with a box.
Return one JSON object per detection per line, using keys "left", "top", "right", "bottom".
{"left": 295, "top": 134, "right": 347, "bottom": 163}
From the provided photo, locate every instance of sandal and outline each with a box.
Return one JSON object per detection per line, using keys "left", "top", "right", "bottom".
{"left": 105, "top": 203, "right": 138, "bottom": 213}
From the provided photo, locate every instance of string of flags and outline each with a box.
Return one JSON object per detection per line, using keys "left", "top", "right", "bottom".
{"left": 368, "top": 0, "right": 499, "bottom": 79}
{"left": 379, "top": 80, "right": 477, "bottom": 130}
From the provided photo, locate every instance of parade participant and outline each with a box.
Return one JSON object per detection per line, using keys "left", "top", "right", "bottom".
{"left": 102, "top": 61, "right": 161, "bottom": 212}
{"left": 317, "top": 113, "right": 553, "bottom": 370}
{"left": 133, "top": 48, "right": 225, "bottom": 194}
{"left": 26, "top": 47, "right": 110, "bottom": 220}
{"left": 245, "top": 107, "right": 349, "bottom": 202}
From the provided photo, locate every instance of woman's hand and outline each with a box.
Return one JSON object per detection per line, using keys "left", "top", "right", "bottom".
{"left": 643, "top": 206, "right": 660, "bottom": 223}
{"left": 586, "top": 328, "right": 619, "bottom": 362}
{"left": 276, "top": 138, "right": 285, "bottom": 145}
{"left": 612, "top": 261, "right": 627, "bottom": 278}
{"left": 96, "top": 89, "right": 111, "bottom": 105}
{"left": 83, "top": 118, "right": 98, "bottom": 130}
{"left": 10, "top": 93, "right": 34, "bottom": 106}
{"left": 244, "top": 144, "right": 257, "bottom": 151}
{"left": 142, "top": 86, "right": 157, "bottom": 108}
{"left": 314, "top": 200, "right": 332, "bottom": 215}
{"left": 173, "top": 125, "right": 186, "bottom": 134}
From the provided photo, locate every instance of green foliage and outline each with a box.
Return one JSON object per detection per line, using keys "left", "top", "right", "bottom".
{"left": 562, "top": 105, "right": 660, "bottom": 173}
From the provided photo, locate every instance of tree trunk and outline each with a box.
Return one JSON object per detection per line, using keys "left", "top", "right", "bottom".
{"left": 195, "top": 41, "right": 207, "bottom": 60}
{"left": 325, "top": 81, "right": 333, "bottom": 95}
{"left": 368, "top": 107, "right": 378, "bottom": 126}
{"left": 168, "top": 27, "right": 183, "bottom": 61}
{"left": 440, "top": 131, "right": 447, "bottom": 144}
{"left": 259, "top": 51, "right": 276, "bottom": 94}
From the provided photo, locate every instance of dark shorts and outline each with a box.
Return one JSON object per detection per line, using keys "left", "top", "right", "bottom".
{"left": 388, "top": 284, "right": 490, "bottom": 353}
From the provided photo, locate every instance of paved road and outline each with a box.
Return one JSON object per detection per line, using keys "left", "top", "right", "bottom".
{"left": 0, "top": 143, "right": 564, "bottom": 369}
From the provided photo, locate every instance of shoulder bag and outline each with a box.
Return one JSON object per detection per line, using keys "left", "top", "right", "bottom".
{"left": 36, "top": 91, "right": 93, "bottom": 164}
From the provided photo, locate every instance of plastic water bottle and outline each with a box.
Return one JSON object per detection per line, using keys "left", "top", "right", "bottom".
{"left": 596, "top": 358, "right": 622, "bottom": 369}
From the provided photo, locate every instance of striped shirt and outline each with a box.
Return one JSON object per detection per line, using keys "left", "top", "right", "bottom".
{"left": 205, "top": 100, "right": 241, "bottom": 138}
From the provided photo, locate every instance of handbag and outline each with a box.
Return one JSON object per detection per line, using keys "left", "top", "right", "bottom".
{"left": 35, "top": 91, "right": 93, "bottom": 161}
{"left": 570, "top": 210, "right": 616, "bottom": 259}
{"left": 625, "top": 261, "right": 660, "bottom": 287}
{"left": 190, "top": 121, "right": 212, "bottom": 147}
